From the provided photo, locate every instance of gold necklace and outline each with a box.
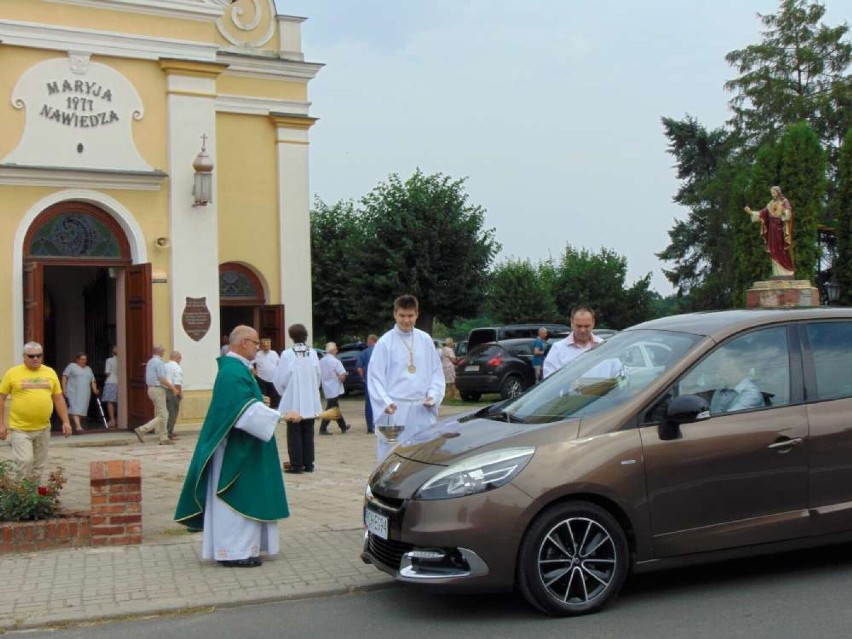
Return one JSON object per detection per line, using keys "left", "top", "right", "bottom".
{"left": 398, "top": 332, "right": 416, "bottom": 373}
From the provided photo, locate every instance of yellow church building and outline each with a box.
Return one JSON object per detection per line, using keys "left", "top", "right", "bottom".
{"left": 0, "top": 0, "right": 320, "bottom": 428}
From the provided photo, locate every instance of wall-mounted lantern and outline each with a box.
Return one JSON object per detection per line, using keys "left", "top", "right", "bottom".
{"left": 192, "top": 134, "right": 214, "bottom": 206}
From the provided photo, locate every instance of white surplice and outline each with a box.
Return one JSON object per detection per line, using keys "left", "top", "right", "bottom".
{"left": 272, "top": 345, "right": 322, "bottom": 417}
{"left": 201, "top": 354, "right": 283, "bottom": 562}
{"left": 368, "top": 326, "right": 445, "bottom": 461}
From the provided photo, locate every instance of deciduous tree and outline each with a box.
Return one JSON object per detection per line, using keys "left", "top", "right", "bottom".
{"left": 310, "top": 198, "right": 364, "bottom": 342}
{"left": 552, "top": 245, "right": 653, "bottom": 329}
{"left": 357, "top": 170, "right": 501, "bottom": 333}
{"left": 485, "top": 259, "right": 559, "bottom": 324}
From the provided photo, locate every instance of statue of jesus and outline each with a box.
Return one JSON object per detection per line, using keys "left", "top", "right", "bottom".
{"left": 744, "top": 185, "right": 794, "bottom": 277}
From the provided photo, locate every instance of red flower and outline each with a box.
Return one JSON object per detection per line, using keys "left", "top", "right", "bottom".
{"left": 37, "top": 486, "right": 48, "bottom": 496}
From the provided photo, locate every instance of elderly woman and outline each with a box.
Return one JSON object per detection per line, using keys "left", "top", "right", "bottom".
{"left": 440, "top": 338, "right": 459, "bottom": 401}
{"left": 62, "top": 351, "right": 98, "bottom": 433}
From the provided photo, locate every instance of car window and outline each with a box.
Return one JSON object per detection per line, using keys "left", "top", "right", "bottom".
{"left": 509, "top": 343, "right": 534, "bottom": 357}
{"left": 645, "top": 344, "right": 673, "bottom": 367}
{"left": 500, "top": 330, "right": 700, "bottom": 424}
{"left": 621, "top": 345, "right": 645, "bottom": 368}
{"left": 643, "top": 326, "right": 790, "bottom": 424}
{"left": 805, "top": 321, "right": 852, "bottom": 401}
{"left": 468, "top": 344, "right": 502, "bottom": 359}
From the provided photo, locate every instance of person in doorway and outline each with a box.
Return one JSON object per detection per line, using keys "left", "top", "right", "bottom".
{"left": 174, "top": 325, "right": 289, "bottom": 568}
{"left": 368, "top": 295, "right": 445, "bottom": 462}
{"left": 164, "top": 350, "right": 183, "bottom": 441}
{"left": 318, "top": 342, "right": 349, "bottom": 435}
{"left": 62, "top": 352, "right": 98, "bottom": 434}
{"left": 102, "top": 346, "right": 118, "bottom": 428}
{"left": 439, "top": 337, "right": 458, "bottom": 401}
{"left": 543, "top": 305, "right": 603, "bottom": 378}
{"left": 253, "top": 338, "right": 281, "bottom": 408}
{"left": 357, "top": 334, "right": 378, "bottom": 433}
{"left": 134, "top": 345, "right": 177, "bottom": 445}
{"left": 273, "top": 323, "right": 322, "bottom": 474}
{"left": 0, "top": 342, "right": 72, "bottom": 482}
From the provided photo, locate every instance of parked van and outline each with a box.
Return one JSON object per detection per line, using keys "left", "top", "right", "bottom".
{"left": 467, "top": 323, "right": 568, "bottom": 351}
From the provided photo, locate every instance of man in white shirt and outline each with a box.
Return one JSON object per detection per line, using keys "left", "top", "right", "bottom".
{"left": 318, "top": 342, "right": 349, "bottom": 435}
{"left": 253, "top": 338, "right": 281, "bottom": 407}
{"left": 543, "top": 305, "right": 604, "bottom": 378}
{"left": 164, "top": 350, "right": 183, "bottom": 441}
{"left": 368, "top": 295, "right": 445, "bottom": 461}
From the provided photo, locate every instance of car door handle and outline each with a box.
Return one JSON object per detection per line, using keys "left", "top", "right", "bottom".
{"left": 768, "top": 437, "right": 803, "bottom": 450}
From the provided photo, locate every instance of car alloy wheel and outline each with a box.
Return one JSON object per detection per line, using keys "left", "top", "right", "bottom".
{"left": 518, "top": 501, "right": 628, "bottom": 616}
{"left": 500, "top": 375, "right": 525, "bottom": 399}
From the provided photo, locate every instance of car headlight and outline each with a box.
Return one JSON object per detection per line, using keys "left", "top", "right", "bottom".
{"left": 414, "top": 447, "right": 535, "bottom": 501}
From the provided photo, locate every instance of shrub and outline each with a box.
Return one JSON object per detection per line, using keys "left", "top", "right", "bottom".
{"left": 0, "top": 460, "right": 67, "bottom": 521}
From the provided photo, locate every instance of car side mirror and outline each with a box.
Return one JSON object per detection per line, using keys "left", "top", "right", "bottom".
{"left": 658, "top": 394, "right": 710, "bottom": 441}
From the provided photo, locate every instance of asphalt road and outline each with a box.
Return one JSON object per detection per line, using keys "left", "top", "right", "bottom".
{"left": 12, "top": 542, "right": 852, "bottom": 638}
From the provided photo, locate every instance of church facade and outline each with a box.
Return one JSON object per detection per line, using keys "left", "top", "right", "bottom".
{"left": 0, "top": 0, "right": 320, "bottom": 427}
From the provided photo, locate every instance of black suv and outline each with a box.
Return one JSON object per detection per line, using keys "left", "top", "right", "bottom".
{"left": 466, "top": 323, "right": 568, "bottom": 352}
{"left": 337, "top": 342, "right": 367, "bottom": 395}
{"left": 454, "top": 338, "right": 537, "bottom": 401}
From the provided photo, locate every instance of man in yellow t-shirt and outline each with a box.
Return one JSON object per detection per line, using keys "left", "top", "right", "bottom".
{"left": 0, "top": 342, "right": 71, "bottom": 482}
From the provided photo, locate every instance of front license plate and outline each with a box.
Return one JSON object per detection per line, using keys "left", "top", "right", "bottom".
{"left": 364, "top": 507, "right": 388, "bottom": 540}
{"left": 465, "top": 365, "right": 479, "bottom": 372}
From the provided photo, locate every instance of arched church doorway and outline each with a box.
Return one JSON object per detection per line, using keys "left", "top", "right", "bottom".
{"left": 219, "top": 262, "right": 284, "bottom": 351}
{"left": 23, "top": 201, "right": 152, "bottom": 431}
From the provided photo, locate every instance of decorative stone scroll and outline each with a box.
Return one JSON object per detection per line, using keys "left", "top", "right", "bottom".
{"left": 215, "top": 0, "right": 276, "bottom": 49}
{"left": 4, "top": 52, "right": 153, "bottom": 172}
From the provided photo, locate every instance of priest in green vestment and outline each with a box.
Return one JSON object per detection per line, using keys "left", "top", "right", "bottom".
{"left": 175, "top": 325, "right": 289, "bottom": 567}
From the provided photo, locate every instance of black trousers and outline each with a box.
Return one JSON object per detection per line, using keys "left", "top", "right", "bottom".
{"left": 319, "top": 396, "right": 348, "bottom": 432}
{"left": 287, "top": 419, "right": 315, "bottom": 470}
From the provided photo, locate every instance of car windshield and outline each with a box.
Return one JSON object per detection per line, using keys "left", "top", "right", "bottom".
{"left": 492, "top": 329, "right": 702, "bottom": 424}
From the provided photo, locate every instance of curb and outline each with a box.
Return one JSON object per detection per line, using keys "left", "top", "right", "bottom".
{"left": 1, "top": 579, "right": 396, "bottom": 631}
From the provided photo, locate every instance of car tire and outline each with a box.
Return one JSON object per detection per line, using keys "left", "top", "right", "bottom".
{"left": 500, "top": 375, "right": 525, "bottom": 399}
{"left": 460, "top": 392, "right": 481, "bottom": 402}
{"left": 517, "top": 501, "right": 629, "bottom": 617}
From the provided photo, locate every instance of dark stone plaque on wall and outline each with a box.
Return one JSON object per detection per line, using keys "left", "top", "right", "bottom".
{"left": 182, "top": 297, "right": 211, "bottom": 342}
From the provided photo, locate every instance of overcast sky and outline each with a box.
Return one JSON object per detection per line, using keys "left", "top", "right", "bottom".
{"left": 274, "top": 1, "right": 846, "bottom": 294}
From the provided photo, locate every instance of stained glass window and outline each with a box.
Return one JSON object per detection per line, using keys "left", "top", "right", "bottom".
{"left": 29, "top": 212, "right": 122, "bottom": 258}
{"left": 220, "top": 266, "right": 262, "bottom": 299}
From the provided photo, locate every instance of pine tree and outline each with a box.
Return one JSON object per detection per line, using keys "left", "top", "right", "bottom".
{"left": 725, "top": 0, "right": 851, "bottom": 179}
{"left": 778, "top": 122, "right": 827, "bottom": 283}
{"left": 835, "top": 128, "right": 852, "bottom": 304}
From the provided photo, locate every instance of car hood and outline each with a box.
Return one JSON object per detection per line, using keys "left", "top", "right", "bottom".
{"left": 390, "top": 414, "right": 539, "bottom": 465}
{"left": 369, "top": 414, "right": 581, "bottom": 499}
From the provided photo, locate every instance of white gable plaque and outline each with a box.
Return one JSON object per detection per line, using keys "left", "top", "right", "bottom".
{"left": 4, "top": 52, "right": 154, "bottom": 172}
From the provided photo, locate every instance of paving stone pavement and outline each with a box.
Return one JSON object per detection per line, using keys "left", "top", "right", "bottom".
{"left": 0, "top": 397, "right": 475, "bottom": 630}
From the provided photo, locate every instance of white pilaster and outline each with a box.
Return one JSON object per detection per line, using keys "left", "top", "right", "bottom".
{"left": 162, "top": 60, "right": 228, "bottom": 389}
{"left": 272, "top": 113, "right": 317, "bottom": 347}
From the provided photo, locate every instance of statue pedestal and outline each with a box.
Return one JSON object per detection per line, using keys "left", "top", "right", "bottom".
{"left": 746, "top": 279, "right": 820, "bottom": 308}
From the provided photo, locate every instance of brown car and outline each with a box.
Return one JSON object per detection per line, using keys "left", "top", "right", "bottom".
{"left": 362, "top": 308, "right": 852, "bottom": 616}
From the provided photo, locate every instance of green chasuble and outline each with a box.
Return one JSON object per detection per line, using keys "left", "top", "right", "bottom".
{"left": 174, "top": 356, "right": 289, "bottom": 531}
